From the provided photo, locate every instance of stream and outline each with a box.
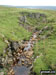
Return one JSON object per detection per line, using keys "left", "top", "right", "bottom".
{"left": 8, "top": 32, "right": 37, "bottom": 75}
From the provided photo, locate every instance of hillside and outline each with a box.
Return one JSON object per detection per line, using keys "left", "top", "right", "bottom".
{"left": 0, "top": 6, "right": 56, "bottom": 75}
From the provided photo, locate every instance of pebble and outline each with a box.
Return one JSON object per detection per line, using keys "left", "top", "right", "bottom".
{"left": 21, "top": 59, "right": 25, "bottom": 62}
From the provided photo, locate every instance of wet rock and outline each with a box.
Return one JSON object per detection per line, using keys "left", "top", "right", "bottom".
{"left": 16, "top": 57, "right": 20, "bottom": 62}
{"left": 5, "top": 41, "right": 20, "bottom": 55}
{"left": 10, "top": 41, "right": 20, "bottom": 52}
{"left": 22, "top": 62, "right": 24, "bottom": 65}
{"left": 25, "top": 59, "right": 29, "bottom": 62}
{"left": 21, "top": 59, "right": 25, "bottom": 62}
{"left": 26, "top": 55, "right": 30, "bottom": 59}
{"left": 8, "top": 58, "right": 13, "bottom": 64}
{"left": 17, "top": 53, "right": 20, "bottom": 56}
{"left": 13, "top": 58, "right": 16, "bottom": 62}
{"left": 24, "top": 51, "right": 33, "bottom": 57}
{"left": 28, "top": 62, "right": 32, "bottom": 65}
{"left": 18, "top": 50, "right": 22, "bottom": 53}
{"left": 32, "top": 33, "right": 37, "bottom": 39}
{"left": 8, "top": 69, "right": 14, "bottom": 75}
{"left": 24, "top": 43, "right": 31, "bottom": 51}
{"left": 27, "top": 51, "right": 33, "bottom": 56}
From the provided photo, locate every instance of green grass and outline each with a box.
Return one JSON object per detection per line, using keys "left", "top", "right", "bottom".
{"left": 33, "top": 16, "right": 56, "bottom": 75}
{"left": 33, "top": 56, "right": 48, "bottom": 75}
{"left": 33, "top": 34, "right": 56, "bottom": 74}
{"left": 0, "top": 6, "right": 32, "bottom": 55}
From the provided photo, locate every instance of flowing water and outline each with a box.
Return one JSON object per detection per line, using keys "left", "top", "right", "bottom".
{"left": 8, "top": 32, "right": 37, "bottom": 75}
{"left": 13, "top": 66, "right": 30, "bottom": 75}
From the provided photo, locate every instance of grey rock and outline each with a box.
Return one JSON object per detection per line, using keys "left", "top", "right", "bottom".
{"left": 40, "top": 13, "right": 46, "bottom": 17}
{"left": 10, "top": 41, "right": 19, "bottom": 51}
{"left": 20, "top": 12, "right": 46, "bottom": 19}
{"left": 24, "top": 43, "right": 31, "bottom": 51}
{"left": 20, "top": 16, "right": 27, "bottom": 23}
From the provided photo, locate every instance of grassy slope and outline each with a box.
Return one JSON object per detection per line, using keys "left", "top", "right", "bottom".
{"left": 20, "top": 8, "right": 56, "bottom": 74}
{"left": 0, "top": 6, "right": 56, "bottom": 75}
{"left": 32, "top": 10, "right": 56, "bottom": 74}
{"left": 0, "top": 6, "right": 31, "bottom": 54}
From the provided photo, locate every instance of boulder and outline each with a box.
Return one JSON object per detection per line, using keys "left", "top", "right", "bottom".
{"left": 21, "top": 59, "right": 25, "bottom": 62}
{"left": 27, "top": 13, "right": 32, "bottom": 18}
{"left": 8, "top": 69, "right": 14, "bottom": 75}
{"left": 27, "top": 12, "right": 46, "bottom": 19}
{"left": 18, "top": 50, "right": 22, "bottom": 53}
{"left": 22, "top": 62, "right": 24, "bottom": 65}
{"left": 40, "top": 13, "right": 46, "bottom": 17}
{"left": 10, "top": 41, "right": 19, "bottom": 51}
{"left": 20, "top": 16, "right": 27, "bottom": 23}
{"left": 17, "top": 53, "right": 20, "bottom": 56}
{"left": 8, "top": 58, "right": 13, "bottom": 64}
{"left": 28, "top": 61, "right": 32, "bottom": 65}
{"left": 34, "top": 13, "right": 40, "bottom": 19}
{"left": 20, "top": 12, "right": 46, "bottom": 19}
{"left": 26, "top": 55, "right": 30, "bottom": 59}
